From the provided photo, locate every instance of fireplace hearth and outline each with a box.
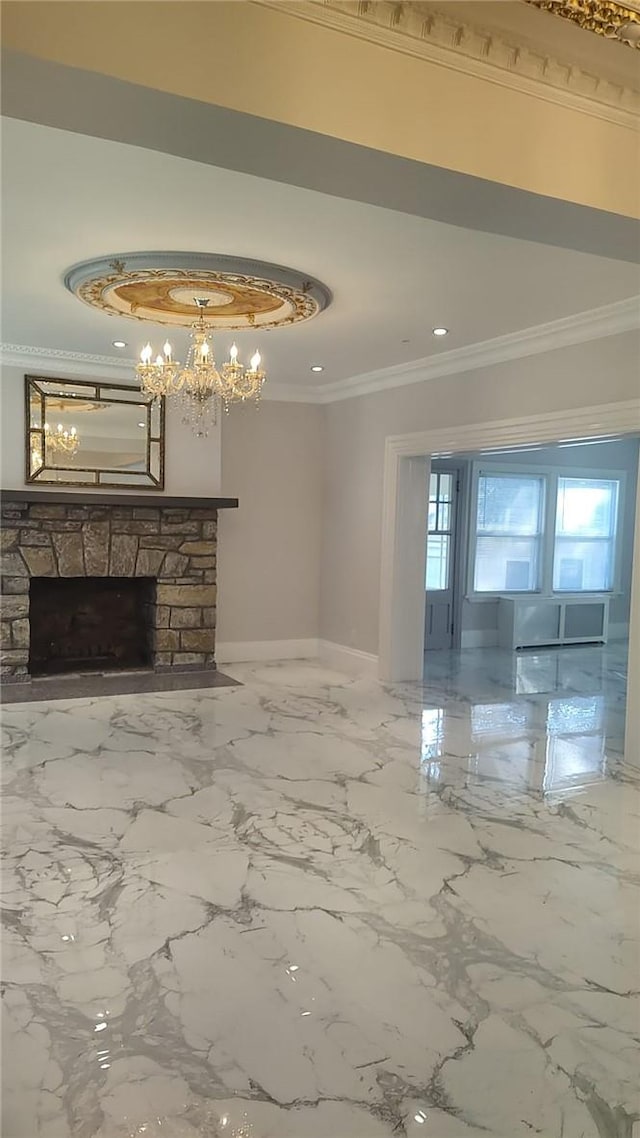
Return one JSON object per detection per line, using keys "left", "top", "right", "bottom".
{"left": 29, "top": 577, "right": 155, "bottom": 676}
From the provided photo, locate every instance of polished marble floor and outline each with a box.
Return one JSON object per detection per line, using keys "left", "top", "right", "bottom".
{"left": 1, "top": 643, "right": 638, "bottom": 1138}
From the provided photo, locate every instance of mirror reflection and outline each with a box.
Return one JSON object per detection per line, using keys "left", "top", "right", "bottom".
{"left": 26, "top": 377, "right": 164, "bottom": 488}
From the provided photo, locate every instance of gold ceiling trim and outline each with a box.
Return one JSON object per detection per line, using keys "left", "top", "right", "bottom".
{"left": 526, "top": 0, "right": 640, "bottom": 47}
{"left": 256, "top": 1, "right": 639, "bottom": 127}
{"left": 65, "top": 256, "right": 331, "bottom": 331}
{"left": 77, "top": 270, "right": 317, "bottom": 330}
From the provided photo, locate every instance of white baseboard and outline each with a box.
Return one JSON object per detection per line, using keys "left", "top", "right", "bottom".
{"left": 318, "top": 639, "right": 379, "bottom": 677}
{"left": 460, "top": 625, "right": 629, "bottom": 648}
{"left": 461, "top": 630, "right": 499, "bottom": 649}
{"left": 216, "top": 638, "right": 319, "bottom": 664}
{"left": 215, "top": 637, "right": 380, "bottom": 676}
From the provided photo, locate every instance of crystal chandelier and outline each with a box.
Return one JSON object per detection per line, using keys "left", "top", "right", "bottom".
{"left": 44, "top": 421, "right": 80, "bottom": 457}
{"left": 135, "top": 298, "right": 266, "bottom": 435}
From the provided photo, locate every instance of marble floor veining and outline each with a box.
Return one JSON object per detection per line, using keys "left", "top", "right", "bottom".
{"left": 1, "top": 644, "right": 638, "bottom": 1138}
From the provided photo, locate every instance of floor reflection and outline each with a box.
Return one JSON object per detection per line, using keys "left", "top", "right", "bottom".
{"left": 420, "top": 643, "right": 626, "bottom": 799}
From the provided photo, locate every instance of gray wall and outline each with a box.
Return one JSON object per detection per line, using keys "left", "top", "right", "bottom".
{"left": 217, "top": 402, "right": 324, "bottom": 648}
{"left": 456, "top": 438, "right": 640, "bottom": 642}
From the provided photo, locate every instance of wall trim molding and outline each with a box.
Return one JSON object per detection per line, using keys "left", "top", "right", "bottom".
{"left": 0, "top": 344, "right": 136, "bottom": 379}
{"left": 461, "top": 623, "right": 630, "bottom": 646}
{"left": 215, "top": 638, "right": 320, "bottom": 663}
{"left": 257, "top": 0, "right": 640, "bottom": 130}
{"left": 215, "top": 637, "right": 381, "bottom": 676}
{"left": 318, "top": 639, "right": 379, "bottom": 676}
{"left": 385, "top": 398, "right": 640, "bottom": 461}
{"left": 313, "top": 296, "right": 640, "bottom": 403}
{"left": 3, "top": 296, "right": 639, "bottom": 405}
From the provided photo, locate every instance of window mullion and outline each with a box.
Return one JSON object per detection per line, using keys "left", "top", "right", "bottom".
{"left": 542, "top": 473, "right": 556, "bottom": 595}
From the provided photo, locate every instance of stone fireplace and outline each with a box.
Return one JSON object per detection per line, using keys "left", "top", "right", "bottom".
{"left": 0, "top": 491, "right": 238, "bottom": 681}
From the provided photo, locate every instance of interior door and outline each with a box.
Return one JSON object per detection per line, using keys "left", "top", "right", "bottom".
{"left": 425, "top": 470, "right": 458, "bottom": 650}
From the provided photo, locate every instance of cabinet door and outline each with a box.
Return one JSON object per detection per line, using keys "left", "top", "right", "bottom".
{"left": 564, "top": 602, "right": 605, "bottom": 641}
{"left": 514, "top": 602, "right": 561, "bottom": 646}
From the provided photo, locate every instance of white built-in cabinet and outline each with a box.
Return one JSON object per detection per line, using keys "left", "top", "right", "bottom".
{"left": 498, "top": 595, "right": 609, "bottom": 650}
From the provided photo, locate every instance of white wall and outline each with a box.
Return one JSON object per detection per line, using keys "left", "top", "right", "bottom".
{"left": 456, "top": 438, "right": 640, "bottom": 642}
{"left": 0, "top": 364, "right": 222, "bottom": 496}
{"left": 321, "top": 330, "right": 640, "bottom": 656}
{"left": 216, "top": 402, "right": 324, "bottom": 650}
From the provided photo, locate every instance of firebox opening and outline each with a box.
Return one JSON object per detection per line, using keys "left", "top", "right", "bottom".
{"left": 29, "top": 577, "right": 156, "bottom": 677}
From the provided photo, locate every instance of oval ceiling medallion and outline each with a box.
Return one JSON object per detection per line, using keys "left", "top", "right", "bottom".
{"left": 64, "top": 252, "right": 331, "bottom": 330}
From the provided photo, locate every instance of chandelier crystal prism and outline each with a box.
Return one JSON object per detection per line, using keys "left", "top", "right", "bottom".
{"left": 135, "top": 298, "right": 266, "bottom": 434}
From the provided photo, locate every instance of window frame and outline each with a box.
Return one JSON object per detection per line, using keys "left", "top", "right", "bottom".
{"left": 552, "top": 475, "right": 620, "bottom": 594}
{"left": 466, "top": 461, "right": 625, "bottom": 601}
{"left": 426, "top": 470, "right": 455, "bottom": 592}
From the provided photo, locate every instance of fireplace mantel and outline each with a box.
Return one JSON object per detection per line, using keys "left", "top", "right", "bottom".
{"left": 1, "top": 490, "right": 238, "bottom": 509}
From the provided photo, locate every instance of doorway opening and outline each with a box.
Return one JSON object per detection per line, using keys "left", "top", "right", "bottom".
{"left": 377, "top": 401, "right": 640, "bottom": 756}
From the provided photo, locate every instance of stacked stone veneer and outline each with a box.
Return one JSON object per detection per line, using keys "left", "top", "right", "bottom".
{"left": 0, "top": 500, "right": 218, "bottom": 679}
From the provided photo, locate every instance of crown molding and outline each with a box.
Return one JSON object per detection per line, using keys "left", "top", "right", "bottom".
{"left": 312, "top": 296, "right": 640, "bottom": 404}
{"left": 2, "top": 296, "right": 638, "bottom": 405}
{"left": 0, "top": 344, "right": 136, "bottom": 380}
{"left": 256, "top": 0, "right": 640, "bottom": 130}
{"left": 0, "top": 343, "right": 321, "bottom": 403}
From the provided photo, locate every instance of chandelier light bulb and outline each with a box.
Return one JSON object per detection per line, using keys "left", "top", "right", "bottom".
{"left": 250, "top": 351, "right": 261, "bottom": 372}
{"left": 155, "top": 355, "right": 164, "bottom": 367}
{"left": 163, "top": 341, "right": 172, "bottom": 359}
{"left": 141, "top": 343, "right": 152, "bottom": 364}
{"left": 43, "top": 419, "right": 80, "bottom": 456}
{"left": 230, "top": 343, "right": 238, "bottom": 361}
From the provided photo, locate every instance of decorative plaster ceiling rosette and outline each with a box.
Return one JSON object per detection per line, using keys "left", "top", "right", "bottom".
{"left": 65, "top": 253, "right": 331, "bottom": 330}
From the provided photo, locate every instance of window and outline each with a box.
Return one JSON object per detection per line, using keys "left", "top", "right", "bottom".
{"left": 553, "top": 478, "right": 619, "bottom": 592}
{"left": 473, "top": 473, "right": 544, "bottom": 593}
{"left": 426, "top": 472, "right": 453, "bottom": 590}
{"left": 468, "top": 466, "right": 623, "bottom": 598}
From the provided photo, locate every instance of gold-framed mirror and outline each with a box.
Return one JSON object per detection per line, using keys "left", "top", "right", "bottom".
{"left": 25, "top": 376, "right": 165, "bottom": 489}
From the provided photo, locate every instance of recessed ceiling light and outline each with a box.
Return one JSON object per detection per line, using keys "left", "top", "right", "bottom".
{"left": 112, "top": 340, "right": 127, "bottom": 348}
{"left": 137, "top": 422, "right": 145, "bottom": 428}
{"left": 310, "top": 365, "right": 324, "bottom": 372}
{"left": 432, "top": 327, "right": 448, "bottom": 337}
